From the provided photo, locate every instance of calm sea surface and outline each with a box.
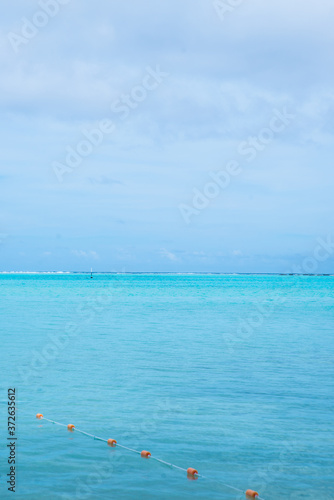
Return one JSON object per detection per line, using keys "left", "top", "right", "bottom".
{"left": 0, "top": 274, "right": 333, "bottom": 499}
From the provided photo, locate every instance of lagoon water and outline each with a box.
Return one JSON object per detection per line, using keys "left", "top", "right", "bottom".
{"left": 0, "top": 274, "right": 333, "bottom": 499}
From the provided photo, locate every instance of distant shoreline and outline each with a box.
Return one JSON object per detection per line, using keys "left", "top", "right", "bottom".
{"left": 0, "top": 272, "right": 333, "bottom": 276}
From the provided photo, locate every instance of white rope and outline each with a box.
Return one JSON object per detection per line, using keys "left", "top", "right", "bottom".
{"left": 116, "top": 443, "right": 141, "bottom": 455}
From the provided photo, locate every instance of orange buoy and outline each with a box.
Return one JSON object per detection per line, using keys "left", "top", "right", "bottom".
{"left": 107, "top": 439, "right": 117, "bottom": 447}
{"left": 67, "top": 424, "right": 75, "bottom": 431}
{"left": 36, "top": 414, "right": 43, "bottom": 419}
{"left": 187, "top": 468, "right": 198, "bottom": 476}
{"left": 141, "top": 450, "right": 151, "bottom": 458}
{"left": 246, "top": 490, "right": 259, "bottom": 498}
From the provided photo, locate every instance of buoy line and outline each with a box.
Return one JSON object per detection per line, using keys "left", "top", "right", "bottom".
{"left": 36, "top": 414, "right": 263, "bottom": 499}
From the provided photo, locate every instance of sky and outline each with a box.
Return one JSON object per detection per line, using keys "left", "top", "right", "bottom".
{"left": 0, "top": 0, "right": 334, "bottom": 272}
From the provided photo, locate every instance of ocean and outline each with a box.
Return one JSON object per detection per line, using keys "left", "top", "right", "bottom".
{"left": 0, "top": 274, "right": 333, "bottom": 499}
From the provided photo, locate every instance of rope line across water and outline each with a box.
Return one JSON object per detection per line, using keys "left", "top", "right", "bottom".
{"left": 36, "top": 414, "right": 263, "bottom": 499}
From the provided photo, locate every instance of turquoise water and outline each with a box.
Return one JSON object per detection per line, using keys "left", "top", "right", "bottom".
{"left": 0, "top": 274, "right": 333, "bottom": 500}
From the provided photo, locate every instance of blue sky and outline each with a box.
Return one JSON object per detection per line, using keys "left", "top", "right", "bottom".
{"left": 0, "top": 0, "right": 333, "bottom": 272}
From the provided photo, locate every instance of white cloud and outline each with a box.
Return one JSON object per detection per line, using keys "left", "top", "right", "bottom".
{"left": 160, "top": 248, "right": 178, "bottom": 261}
{"left": 71, "top": 250, "right": 99, "bottom": 260}
{"left": 1, "top": 0, "right": 333, "bottom": 272}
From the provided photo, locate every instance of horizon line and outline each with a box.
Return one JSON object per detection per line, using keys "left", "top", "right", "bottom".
{"left": 0, "top": 271, "right": 333, "bottom": 276}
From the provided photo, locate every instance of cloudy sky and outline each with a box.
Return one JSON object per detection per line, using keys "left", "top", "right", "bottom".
{"left": 1, "top": 0, "right": 333, "bottom": 272}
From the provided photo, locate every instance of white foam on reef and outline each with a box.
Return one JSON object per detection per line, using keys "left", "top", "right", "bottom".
{"left": 0, "top": 271, "right": 71, "bottom": 274}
